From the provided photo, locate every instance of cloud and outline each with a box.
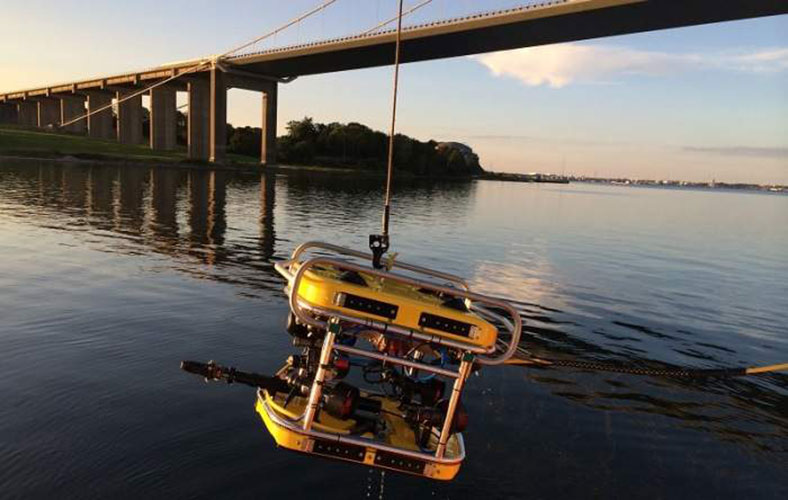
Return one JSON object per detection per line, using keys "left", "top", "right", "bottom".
{"left": 473, "top": 44, "right": 788, "bottom": 88}
{"left": 683, "top": 146, "right": 788, "bottom": 159}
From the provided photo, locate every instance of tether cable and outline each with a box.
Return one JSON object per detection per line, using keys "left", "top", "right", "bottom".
{"left": 506, "top": 350, "right": 788, "bottom": 379}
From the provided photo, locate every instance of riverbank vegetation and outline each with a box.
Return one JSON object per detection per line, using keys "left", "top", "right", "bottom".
{"left": 229, "top": 117, "right": 485, "bottom": 177}
{"left": 1, "top": 118, "right": 485, "bottom": 178}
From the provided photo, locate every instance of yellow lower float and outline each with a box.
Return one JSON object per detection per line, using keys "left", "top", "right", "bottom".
{"left": 255, "top": 388, "right": 465, "bottom": 481}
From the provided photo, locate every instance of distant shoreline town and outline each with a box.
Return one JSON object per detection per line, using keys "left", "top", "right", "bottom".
{"left": 481, "top": 171, "right": 786, "bottom": 193}
{"left": 572, "top": 176, "right": 786, "bottom": 193}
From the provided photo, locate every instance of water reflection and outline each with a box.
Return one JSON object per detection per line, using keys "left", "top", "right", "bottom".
{"left": 62, "top": 165, "right": 89, "bottom": 211}
{"left": 0, "top": 163, "right": 279, "bottom": 291}
{"left": 117, "top": 166, "right": 146, "bottom": 231}
{"left": 148, "top": 167, "right": 180, "bottom": 240}
{"left": 187, "top": 170, "right": 226, "bottom": 255}
{"left": 259, "top": 172, "right": 275, "bottom": 261}
{"left": 88, "top": 166, "right": 115, "bottom": 221}
{"left": 0, "top": 163, "right": 480, "bottom": 293}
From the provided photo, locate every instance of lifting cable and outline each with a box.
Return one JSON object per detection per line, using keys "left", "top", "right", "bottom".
{"left": 369, "top": 0, "right": 409, "bottom": 269}
{"left": 383, "top": 0, "right": 406, "bottom": 237}
{"left": 58, "top": 0, "right": 339, "bottom": 130}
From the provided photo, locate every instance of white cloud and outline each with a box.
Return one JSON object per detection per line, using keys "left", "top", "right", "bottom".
{"left": 473, "top": 44, "right": 788, "bottom": 88}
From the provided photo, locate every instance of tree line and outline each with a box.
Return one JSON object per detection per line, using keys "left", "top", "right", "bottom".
{"left": 140, "top": 112, "right": 483, "bottom": 176}
{"left": 228, "top": 117, "right": 485, "bottom": 176}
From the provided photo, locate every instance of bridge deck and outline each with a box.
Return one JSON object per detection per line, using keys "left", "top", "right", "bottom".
{"left": 2, "top": 0, "right": 785, "bottom": 101}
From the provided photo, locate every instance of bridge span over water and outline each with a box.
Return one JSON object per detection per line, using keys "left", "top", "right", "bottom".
{"left": 1, "top": 0, "right": 785, "bottom": 164}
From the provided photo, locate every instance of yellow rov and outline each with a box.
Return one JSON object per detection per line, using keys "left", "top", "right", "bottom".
{"left": 257, "top": 242, "right": 522, "bottom": 480}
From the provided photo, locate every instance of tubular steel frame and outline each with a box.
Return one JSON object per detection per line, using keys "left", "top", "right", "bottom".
{"left": 275, "top": 241, "right": 522, "bottom": 366}
{"left": 264, "top": 242, "right": 523, "bottom": 464}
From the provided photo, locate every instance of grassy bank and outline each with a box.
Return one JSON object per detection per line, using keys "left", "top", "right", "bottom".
{"left": 0, "top": 125, "right": 258, "bottom": 165}
{"left": 0, "top": 126, "right": 478, "bottom": 180}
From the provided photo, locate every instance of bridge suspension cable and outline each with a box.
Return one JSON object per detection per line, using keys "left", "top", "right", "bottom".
{"left": 362, "top": 0, "right": 434, "bottom": 35}
{"left": 220, "top": 0, "right": 338, "bottom": 58}
{"left": 58, "top": 0, "right": 341, "bottom": 130}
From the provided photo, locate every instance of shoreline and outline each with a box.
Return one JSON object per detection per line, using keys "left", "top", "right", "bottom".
{"left": 0, "top": 153, "right": 479, "bottom": 181}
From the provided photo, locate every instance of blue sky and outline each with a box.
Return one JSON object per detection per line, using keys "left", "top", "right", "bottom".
{"left": 1, "top": 1, "right": 786, "bottom": 183}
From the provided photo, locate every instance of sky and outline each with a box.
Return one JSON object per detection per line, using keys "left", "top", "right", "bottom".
{"left": 1, "top": 0, "right": 786, "bottom": 184}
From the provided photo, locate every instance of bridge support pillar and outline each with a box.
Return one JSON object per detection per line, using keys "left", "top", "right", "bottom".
{"left": 261, "top": 82, "right": 277, "bottom": 166}
{"left": 116, "top": 90, "right": 143, "bottom": 145}
{"left": 18, "top": 101, "right": 38, "bottom": 127}
{"left": 0, "top": 103, "right": 18, "bottom": 124}
{"left": 209, "top": 68, "right": 227, "bottom": 163}
{"left": 187, "top": 77, "right": 210, "bottom": 161}
{"left": 150, "top": 87, "right": 177, "bottom": 151}
{"left": 60, "top": 96, "right": 87, "bottom": 134}
{"left": 37, "top": 98, "right": 60, "bottom": 129}
{"left": 85, "top": 91, "right": 114, "bottom": 140}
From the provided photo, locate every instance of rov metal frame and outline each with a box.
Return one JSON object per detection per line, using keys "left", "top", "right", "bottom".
{"left": 257, "top": 324, "right": 472, "bottom": 464}
{"left": 288, "top": 317, "right": 474, "bottom": 461}
{"left": 264, "top": 242, "right": 523, "bottom": 465}
{"left": 274, "top": 241, "right": 523, "bottom": 366}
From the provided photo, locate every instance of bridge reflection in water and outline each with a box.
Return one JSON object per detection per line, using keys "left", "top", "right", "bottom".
{"left": 14, "top": 162, "right": 280, "bottom": 291}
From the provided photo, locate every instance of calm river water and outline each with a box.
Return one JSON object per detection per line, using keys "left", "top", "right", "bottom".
{"left": 0, "top": 161, "right": 786, "bottom": 499}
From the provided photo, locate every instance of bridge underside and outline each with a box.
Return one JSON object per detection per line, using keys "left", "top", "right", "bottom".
{"left": 232, "top": 0, "right": 787, "bottom": 76}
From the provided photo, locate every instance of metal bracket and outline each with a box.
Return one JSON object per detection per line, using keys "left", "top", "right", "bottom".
{"left": 369, "top": 234, "right": 390, "bottom": 270}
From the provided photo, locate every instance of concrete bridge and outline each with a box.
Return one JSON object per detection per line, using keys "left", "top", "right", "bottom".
{"left": 1, "top": 0, "right": 785, "bottom": 165}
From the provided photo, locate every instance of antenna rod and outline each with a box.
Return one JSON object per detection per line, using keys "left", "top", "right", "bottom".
{"left": 382, "top": 0, "right": 405, "bottom": 237}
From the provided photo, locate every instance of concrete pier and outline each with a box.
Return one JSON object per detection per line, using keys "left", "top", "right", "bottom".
{"left": 150, "top": 87, "right": 177, "bottom": 150}
{"left": 261, "top": 83, "right": 278, "bottom": 166}
{"left": 0, "top": 103, "right": 18, "bottom": 124}
{"left": 60, "top": 96, "right": 87, "bottom": 134}
{"left": 116, "top": 90, "right": 143, "bottom": 145}
{"left": 36, "top": 98, "right": 60, "bottom": 129}
{"left": 18, "top": 101, "right": 38, "bottom": 127}
{"left": 187, "top": 78, "right": 210, "bottom": 161}
{"left": 85, "top": 92, "right": 114, "bottom": 139}
{"left": 209, "top": 68, "right": 227, "bottom": 163}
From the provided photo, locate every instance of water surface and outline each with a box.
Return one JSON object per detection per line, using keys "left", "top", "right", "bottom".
{"left": 0, "top": 161, "right": 786, "bottom": 499}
